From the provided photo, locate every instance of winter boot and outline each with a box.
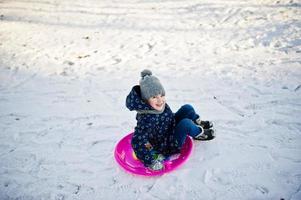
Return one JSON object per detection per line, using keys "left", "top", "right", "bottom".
{"left": 194, "top": 126, "right": 215, "bottom": 141}
{"left": 195, "top": 118, "right": 213, "bottom": 129}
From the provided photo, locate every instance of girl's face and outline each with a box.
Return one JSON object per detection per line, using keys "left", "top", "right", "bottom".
{"left": 147, "top": 94, "right": 166, "bottom": 111}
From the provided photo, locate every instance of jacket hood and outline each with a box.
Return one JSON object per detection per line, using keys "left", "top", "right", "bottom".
{"left": 126, "top": 85, "right": 165, "bottom": 114}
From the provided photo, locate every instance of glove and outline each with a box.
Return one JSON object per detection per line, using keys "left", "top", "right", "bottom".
{"left": 149, "top": 160, "right": 164, "bottom": 171}
{"left": 154, "top": 154, "right": 165, "bottom": 162}
{"left": 149, "top": 150, "right": 165, "bottom": 162}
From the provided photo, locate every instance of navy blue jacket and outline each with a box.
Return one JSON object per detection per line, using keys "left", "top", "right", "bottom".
{"left": 126, "top": 85, "right": 181, "bottom": 166}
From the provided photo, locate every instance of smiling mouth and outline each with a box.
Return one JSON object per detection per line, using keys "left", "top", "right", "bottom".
{"left": 156, "top": 103, "right": 164, "bottom": 107}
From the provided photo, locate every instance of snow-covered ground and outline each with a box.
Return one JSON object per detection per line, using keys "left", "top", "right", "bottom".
{"left": 0, "top": 0, "right": 301, "bottom": 199}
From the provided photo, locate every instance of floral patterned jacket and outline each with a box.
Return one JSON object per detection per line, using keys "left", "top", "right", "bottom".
{"left": 126, "top": 85, "right": 181, "bottom": 166}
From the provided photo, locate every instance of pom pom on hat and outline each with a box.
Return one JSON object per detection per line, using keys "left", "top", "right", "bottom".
{"left": 141, "top": 69, "right": 152, "bottom": 78}
{"left": 139, "top": 69, "right": 165, "bottom": 100}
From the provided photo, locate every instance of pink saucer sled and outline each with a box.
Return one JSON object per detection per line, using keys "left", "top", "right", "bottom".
{"left": 114, "top": 132, "right": 193, "bottom": 176}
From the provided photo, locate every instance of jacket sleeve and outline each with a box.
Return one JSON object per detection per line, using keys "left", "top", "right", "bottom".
{"left": 131, "top": 119, "right": 155, "bottom": 167}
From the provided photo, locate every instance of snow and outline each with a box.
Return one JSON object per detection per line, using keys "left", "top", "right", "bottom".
{"left": 0, "top": 0, "right": 301, "bottom": 199}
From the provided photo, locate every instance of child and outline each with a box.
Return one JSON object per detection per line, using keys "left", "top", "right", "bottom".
{"left": 126, "top": 69, "right": 215, "bottom": 171}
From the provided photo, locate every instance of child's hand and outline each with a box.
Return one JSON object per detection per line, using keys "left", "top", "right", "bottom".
{"left": 149, "top": 160, "right": 164, "bottom": 171}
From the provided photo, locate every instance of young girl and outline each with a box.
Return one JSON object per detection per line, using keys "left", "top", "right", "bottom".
{"left": 126, "top": 69, "right": 215, "bottom": 171}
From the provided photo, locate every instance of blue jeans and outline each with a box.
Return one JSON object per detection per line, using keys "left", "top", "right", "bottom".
{"left": 174, "top": 104, "right": 201, "bottom": 147}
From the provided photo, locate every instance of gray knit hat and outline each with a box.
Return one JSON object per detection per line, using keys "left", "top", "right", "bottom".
{"left": 139, "top": 69, "right": 165, "bottom": 100}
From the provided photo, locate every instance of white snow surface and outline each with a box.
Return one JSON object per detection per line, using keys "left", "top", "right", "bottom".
{"left": 0, "top": 0, "right": 301, "bottom": 199}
